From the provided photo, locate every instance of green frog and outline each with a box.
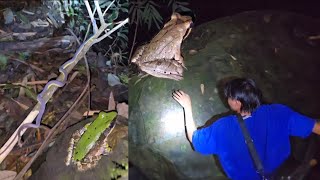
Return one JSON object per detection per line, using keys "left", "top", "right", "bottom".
{"left": 131, "top": 12, "right": 193, "bottom": 81}
{"left": 65, "top": 111, "right": 117, "bottom": 171}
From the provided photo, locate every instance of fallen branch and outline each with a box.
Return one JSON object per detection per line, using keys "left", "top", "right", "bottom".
{"left": 0, "top": 0, "right": 128, "bottom": 165}
{"left": 14, "top": 67, "right": 92, "bottom": 180}
{"left": 0, "top": 32, "right": 38, "bottom": 41}
{"left": 0, "top": 35, "right": 76, "bottom": 52}
{"left": 0, "top": 80, "right": 48, "bottom": 87}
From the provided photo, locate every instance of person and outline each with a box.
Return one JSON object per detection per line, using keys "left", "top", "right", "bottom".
{"left": 172, "top": 78, "right": 320, "bottom": 180}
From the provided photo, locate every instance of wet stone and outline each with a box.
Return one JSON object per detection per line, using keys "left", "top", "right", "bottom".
{"left": 129, "top": 11, "right": 320, "bottom": 179}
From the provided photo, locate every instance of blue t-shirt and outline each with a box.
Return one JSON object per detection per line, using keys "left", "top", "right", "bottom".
{"left": 192, "top": 104, "right": 315, "bottom": 180}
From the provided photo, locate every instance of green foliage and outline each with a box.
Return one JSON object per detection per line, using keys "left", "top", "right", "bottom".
{"left": 117, "top": 28, "right": 129, "bottom": 49}
{"left": 61, "top": 0, "right": 129, "bottom": 64}
{"left": 100, "top": 0, "right": 129, "bottom": 23}
{"left": 18, "top": 52, "right": 30, "bottom": 61}
{"left": 0, "top": 54, "right": 8, "bottom": 70}
{"left": 129, "top": 0, "right": 191, "bottom": 30}
{"left": 167, "top": 0, "right": 191, "bottom": 12}
{"left": 105, "top": 0, "right": 129, "bottom": 50}
{"left": 101, "top": 0, "right": 129, "bottom": 63}
{"left": 118, "top": 73, "right": 129, "bottom": 84}
{"left": 16, "top": 12, "right": 29, "bottom": 24}
{"left": 130, "top": 0, "right": 163, "bottom": 30}
{"left": 61, "top": 0, "right": 88, "bottom": 34}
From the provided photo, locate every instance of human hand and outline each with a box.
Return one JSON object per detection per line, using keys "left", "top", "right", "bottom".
{"left": 172, "top": 90, "right": 192, "bottom": 109}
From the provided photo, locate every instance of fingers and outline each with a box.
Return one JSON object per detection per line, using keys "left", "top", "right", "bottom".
{"left": 172, "top": 91, "right": 180, "bottom": 100}
{"left": 172, "top": 90, "right": 187, "bottom": 103}
{"left": 172, "top": 90, "right": 184, "bottom": 97}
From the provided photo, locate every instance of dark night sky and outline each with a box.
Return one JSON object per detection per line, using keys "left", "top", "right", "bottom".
{"left": 129, "top": 0, "right": 320, "bottom": 51}
{"left": 189, "top": 0, "right": 320, "bottom": 25}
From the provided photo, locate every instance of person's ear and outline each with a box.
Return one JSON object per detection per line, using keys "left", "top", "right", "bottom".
{"left": 235, "top": 100, "right": 242, "bottom": 108}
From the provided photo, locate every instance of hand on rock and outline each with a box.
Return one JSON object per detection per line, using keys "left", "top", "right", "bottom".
{"left": 172, "top": 90, "right": 192, "bottom": 109}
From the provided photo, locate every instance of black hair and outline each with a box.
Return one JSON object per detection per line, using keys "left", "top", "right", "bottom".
{"left": 224, "top": 78, "right": 262, "bottom": 113}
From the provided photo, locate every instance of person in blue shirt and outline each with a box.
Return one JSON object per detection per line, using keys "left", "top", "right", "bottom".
{"left": 172, "top": 78, "right": 320, "bottom": 180}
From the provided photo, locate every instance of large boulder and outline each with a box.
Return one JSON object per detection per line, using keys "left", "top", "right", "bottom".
{"left": 129, "top": 11, "right": 320, "bottom": 179}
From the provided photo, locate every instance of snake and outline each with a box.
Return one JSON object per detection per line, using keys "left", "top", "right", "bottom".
{"left": 17, "top": 58, "right": 76, "bottom": 146}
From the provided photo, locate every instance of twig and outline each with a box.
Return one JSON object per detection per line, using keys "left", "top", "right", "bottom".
{"left": 96, "top": 20, "right": 128, "bottom": 43}
{"left": 94, "top": 1, "right": 105, "bottom": 25}
{"left": 102, "top": 0, "right": 115, "bottom": 16}
{"left": 128, "top": 23, "right": 138, "bottom": 62}
{"left": 66, "top": 26, "right": 91, "bottom": 117}
{"left": 11, "top": 142, "right": 43, "bottom": 156}
{"left": 104, "top": 36, "right": 119, "bottom": 56}
{"left": 83, "top": 8, "right": 97, "bottom": 41}
{"left": 14, "top": 25, "right": 93, "bottom": 180}
{"left": 14, "top": 83, "right": 90, "bottom": 180}
{"left": 0, "top": 80, "right": 48, "bottom": 87}
{"left": 10, "top": 98, "right": 29, "bottom": 111}
{"left": 8, "top": 57, "right": 45, "bottom": 73}
{"left": 84, "top": 0, "right": 98, "bottom": 33}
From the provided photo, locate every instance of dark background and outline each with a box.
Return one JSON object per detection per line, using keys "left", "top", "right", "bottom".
{"left": 129, "top": 0, "right": 320, "bottom": 50}
{"left": 189, "top": 0, "right": 320, "bottom": 25}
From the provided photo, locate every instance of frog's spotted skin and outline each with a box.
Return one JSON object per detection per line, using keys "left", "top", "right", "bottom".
{"left": 65, "top": 111, "right": 117, "bottom": 171}
{"left": 131, "top": 12, "right": 192, "bottom": 81}
{"left": 140, "top": 59, "right": 184, "bottom": 80}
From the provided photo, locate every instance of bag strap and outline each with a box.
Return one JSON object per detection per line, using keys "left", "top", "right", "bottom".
{"left": 236, "top": 114, "right": 266, "bottom": 179}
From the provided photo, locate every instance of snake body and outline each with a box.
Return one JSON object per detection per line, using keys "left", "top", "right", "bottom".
{"left": 17, "top": 57, "right": 75, "bottom": 146}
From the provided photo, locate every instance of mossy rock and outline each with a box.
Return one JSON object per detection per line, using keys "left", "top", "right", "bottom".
{"left": 129, "top": 11, "right": 320, "bottom": 179}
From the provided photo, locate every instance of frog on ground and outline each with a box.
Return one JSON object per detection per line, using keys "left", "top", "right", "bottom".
{"left": 65, "top": 111, "right": 117, "bottom": 171}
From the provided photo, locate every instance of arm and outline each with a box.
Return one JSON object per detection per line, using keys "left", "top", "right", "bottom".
{"left": 284, "top": 104, "right": 317, "bottom": 137}
{"left": 312, "top": 121, "right": 320, "bottom": 135}
{"left": 172, "top": 90, "right": 196, "bottom": 142}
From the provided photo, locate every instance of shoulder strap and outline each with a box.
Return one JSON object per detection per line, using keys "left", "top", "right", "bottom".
{"left": 236, "top": 114, "right": 266, "bottom": 179}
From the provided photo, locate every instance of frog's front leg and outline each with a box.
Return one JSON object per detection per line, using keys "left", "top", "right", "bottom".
{"left": 131, "top": 45, "right": 145, "bottom": 63}
{"left": 173, "top": 44, "right": 187, "bottom": 69}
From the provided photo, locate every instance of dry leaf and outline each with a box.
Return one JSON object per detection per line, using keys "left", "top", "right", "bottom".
{"left": 229, "top": 54, "right": 237, "bottom": 60}
{"left": 19, "top": 73, "right": 34, "bottom": 97}
{"left": 116, "top": 103, "right": 128, "bottom": 119}
{"left": 0, "top": 170, "right": 17, "bottom": 180}
{"left": 188, "top": 49, "right": 198, "bottom": 55}
{"left": 10, "top": 98, "right": 29, "bottom": 111}
{"left": 108, "top": 91, "right": 116, "bottom": 111}
{"left": 68, "top": 71, "right": 79, "bottom": 83}
{"left": 82, "top": 110, "right": 100, "bottom": 116}
{"left": 308, "top": 35, "right": 320, "bottom": 40}
{"left": 200, "top": 84, "right": 204, "bottom": 95}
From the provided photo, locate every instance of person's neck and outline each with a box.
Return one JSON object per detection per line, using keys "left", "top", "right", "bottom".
{"left": 240, "top": 111, "right": 251, "bottom": 117}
